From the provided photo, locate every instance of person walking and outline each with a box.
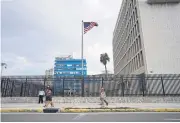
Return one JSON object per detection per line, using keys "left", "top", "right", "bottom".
{"left": 100, "top": 87, "right": 108, "bottom": 106}
{"left": 44, "top": 86, "right": 54, "bottom": 107}
{"left": 38, "top": 88, "right": 45, "bottom": 104}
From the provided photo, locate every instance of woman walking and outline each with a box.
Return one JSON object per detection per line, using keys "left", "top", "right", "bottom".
{"left": 44, "top": 86, "right": 54, "bottom": 107}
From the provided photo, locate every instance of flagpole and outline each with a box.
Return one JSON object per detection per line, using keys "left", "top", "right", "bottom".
{"left": 81, "top": 20, "right": 84, "bottom": 76}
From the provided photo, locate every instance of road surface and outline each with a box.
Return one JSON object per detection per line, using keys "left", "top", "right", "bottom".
{"left": 1, "top": 112, "right": 180, "bottom": 122}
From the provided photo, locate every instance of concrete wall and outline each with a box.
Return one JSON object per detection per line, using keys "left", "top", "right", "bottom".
{"left": 1, "top": 97, "right": 180, "bottom": 103}
{"left": 138, "top": 1, "right": 180, "bottom": 74}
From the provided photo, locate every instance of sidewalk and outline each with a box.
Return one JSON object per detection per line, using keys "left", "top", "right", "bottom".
{"left": 1, "top": 103, "right": 180, "bottom": 109}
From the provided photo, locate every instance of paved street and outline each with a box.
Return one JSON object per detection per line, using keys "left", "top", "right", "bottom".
{"left": 1, "top": 112, "right": 180, "bottom": 122}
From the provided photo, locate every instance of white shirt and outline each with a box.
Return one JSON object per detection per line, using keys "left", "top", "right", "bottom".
{"left": 39, "top": 91, "right": 45, "bottom": 96}
{"left": 100, "top": 91, "right": 106, "bottom": 98}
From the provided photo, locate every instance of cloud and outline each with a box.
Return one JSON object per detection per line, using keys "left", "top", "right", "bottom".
{"left": 1, "top": 53, "right": 33, "bottom": 75}
{"left": 1, "top": 0, "right": 122, "bottom": 75}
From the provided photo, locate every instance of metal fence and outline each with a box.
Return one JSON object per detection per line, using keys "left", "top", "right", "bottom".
{"left": 1, "top": 77, "right": 45, "bottom": 97}
{"left": 1, "top": 74, "right": 180, "bottom": 97}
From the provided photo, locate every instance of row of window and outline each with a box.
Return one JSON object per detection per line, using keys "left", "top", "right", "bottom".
{"left": 54, "top": 71, "right": 86, "bottom": 75}
{"left": 113, "top": 1, "right": 128, "bottom": 45}
{"left": 114, "top": 1, "right": 141, "bottom": 72}
{"left": 55, "top": 64, "right": 86, "bottom": 67}
{"left": 114, "top": 7, "right": 139, "bottom": 62}
{"left": 55, "top": 68, "right": 87, "bottom": 71}
{"left": 119, "top": 5, "right": 137, "bottom": 43}
{"left": 113, "top": 0, "right": 146, "bottom": 74}
{"left": 113, "top": 0, "right": 137, "bottom": 47}
{"left": 118, "top": 51, "right": 144, "bottom": 74}
{"left": 115, "top": 35, "right": 142, "bottom": 69}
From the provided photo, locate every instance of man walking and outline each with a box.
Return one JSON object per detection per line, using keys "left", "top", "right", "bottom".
{"left": 38, "top": 88, "right": 45, "bottom": 104}
{"left": 100, "top": 87, "right": 108, "bottom": 106}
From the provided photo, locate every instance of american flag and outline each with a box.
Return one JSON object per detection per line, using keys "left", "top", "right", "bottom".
{"left": 84, "top": 22, "right": 98, "bottom": 34}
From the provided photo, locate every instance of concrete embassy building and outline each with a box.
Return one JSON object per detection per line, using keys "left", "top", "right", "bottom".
{"left": 113, "top": 0, "right": 180, "bottom": 75}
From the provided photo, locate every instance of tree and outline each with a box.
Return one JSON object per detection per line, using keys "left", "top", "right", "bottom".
{"left": 100, "top": 53, "right": 110, "bottom": 77}
{"left": 1, "top": 63, "right": 7, "bottom": 69}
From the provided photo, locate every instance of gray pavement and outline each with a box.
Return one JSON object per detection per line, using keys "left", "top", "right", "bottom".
{"left": 1, "top": 103, "right": 180, "bottom": 109}
{"left": 2, "top": 97, "right": 180, "bottom": 103}
{"left": 1, "top": 112, "right": 180, "bottom": 122}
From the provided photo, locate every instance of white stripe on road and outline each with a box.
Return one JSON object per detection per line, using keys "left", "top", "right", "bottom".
{"left": 73, "top": 113, "right": 86, "bottom": 120}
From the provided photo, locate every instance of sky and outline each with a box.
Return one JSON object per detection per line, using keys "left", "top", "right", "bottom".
{"left": 1, "top": 0, "right": 122, "bottom": 75}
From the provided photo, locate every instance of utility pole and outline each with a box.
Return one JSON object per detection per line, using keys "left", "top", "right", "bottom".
{"left": 1, "top": 63, "right": 7, "bottom": 80}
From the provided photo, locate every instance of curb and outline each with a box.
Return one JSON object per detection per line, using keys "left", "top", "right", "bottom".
{"left": 61, "top": 108, "right": 180, "bottom": 113}
{"left": 0, "top": 108, "right": 43, "bottom": 113}
{"left": 1, "top": 108, "right": 180, "bottom": 113}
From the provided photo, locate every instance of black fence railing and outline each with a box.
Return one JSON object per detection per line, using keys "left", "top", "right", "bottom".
{"left": 1, "top": 74, "right": 180, "bottom": 97}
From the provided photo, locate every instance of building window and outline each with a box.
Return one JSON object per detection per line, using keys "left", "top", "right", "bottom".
{"left": 131, "top": 28, "right": 134, "bottom": 40}
{"left": 135, "top": 8, "right": 138, "bottom": 19}
{"left": 130, "top": 31, "right": 133, "bottom": 44}
{"left": 137, "top": 53, "right": 140, "bottom": 68}
{"left": 137, "top": 21, "right": 140, "bottom": 33}
{"left": 136, "top": 39, "right": 138, "bottom": 54}
{"left": 136, "top": 38, "right": 139, "bottom": 52}
{"left": 134, "top": 41, "right": 136, "bottom": 55}
{"left": 135, "top": 55, "right": 138, "bottom": 70}
{"left": 134, "top": 24, "right": 137, "bottom": 38}
{"left": 134, "top": 11, "right": 137, "bottom": 22}
{"left": 129, "top": 61, "right": 132, "bottom": 73}
{"left": 132, "top": 12, "right": 135, "bottom": 26}
{"left": 140, "top": 51, "right": 144, "bottom": 66}
{"left": 134, "top": 57, "right": 136, "bottom": 71}
{"left": 133, "top": 27, "right": 136, "bottom": 40}
{"left": 127, "top": 36, "right": 130, "bottom": 48}
{"left": 132, "top": 58, "right": 135, "bottom": 72}
{"left": 131, "top": 17, "right": 133, "bottom": 29}
{"left": 134, "top": 57, "right": 137, "bottom": 71}
{"left": 129, "top": 3, "right": 132, "bottom": 13}
{"left": 129, "top": 47, "right": 131, "bottom": 59}
{"left": 127, "top": 49, "right": 130, "bottom": 61}
{"left": 131, "top": 59, "right": 133, "bottom": 72}
{"left": 138, "top": 35, "right": 142, "bottom": 49}
{"left": 138, "top": 53, "right": 141, "bottom": 68}
{"left": 132, "top": 0, "right": 134, "bottom": 6}
{"left": 133, "top": 42, "right": 136, "bottom": 56}
{"left": 134, "top": 0, "right": 136, "bottom": 6}
{"left": 131, "top": 60, "right": 133, "bottom": 73}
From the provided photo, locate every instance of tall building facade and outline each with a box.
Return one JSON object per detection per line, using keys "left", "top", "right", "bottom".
{"left": 53, "top": 55, "right": 87, "bottom": 95}
{"left": 113, "top": 0, "right": 180, "bottom": 75}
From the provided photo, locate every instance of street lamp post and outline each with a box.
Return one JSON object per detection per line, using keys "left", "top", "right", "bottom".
{"left": 1, "top": 63, "right": 7, "bottom": 79}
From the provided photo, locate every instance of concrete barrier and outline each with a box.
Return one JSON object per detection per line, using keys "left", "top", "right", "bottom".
{"left": 0, "top": 108, "right": 43, "bottom": 113}
{"left": 1, "top": 97, "right": 180, "bottom": 103}
{"left": 61, "top": 108, "right": 180, "bottom": 113}
{"left": 1, "top": 107, "right": 180, "bottom": 113}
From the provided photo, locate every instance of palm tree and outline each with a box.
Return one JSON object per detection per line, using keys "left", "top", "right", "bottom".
{"left": 100, "top": 53, "right": 110, "bottom": 77}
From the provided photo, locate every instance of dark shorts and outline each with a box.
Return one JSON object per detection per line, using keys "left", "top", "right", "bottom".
{"left": 46, "top": 96, "right": 52, "bottom": 101}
